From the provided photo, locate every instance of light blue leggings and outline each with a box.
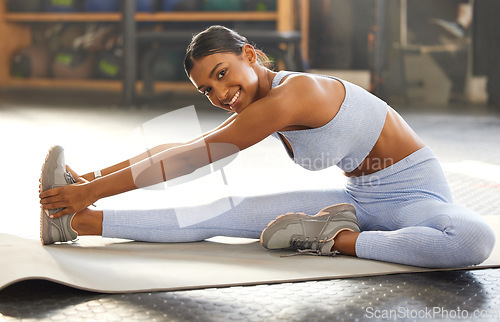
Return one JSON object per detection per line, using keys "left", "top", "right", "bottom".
{"left": 103, "top": 147, "right": 495, "bottom": 268}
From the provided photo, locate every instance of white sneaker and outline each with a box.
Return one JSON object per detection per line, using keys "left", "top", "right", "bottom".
{"left": 40, "top": 145, "right": 78, "bottom": 245}
{"left": 260, "top": 203, "right": 360, "bottom": 256}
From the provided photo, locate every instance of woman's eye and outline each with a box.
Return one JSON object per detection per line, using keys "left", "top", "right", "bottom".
{"left": 203, "top": 88, "right": 211, "bottom": 96}
{"left": 217, "top": 69, "right": 226, "bottom": 79}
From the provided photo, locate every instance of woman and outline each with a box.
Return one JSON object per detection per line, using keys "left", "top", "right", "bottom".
{"left": 40, "top": 25, "right": 494, "bottom": 268}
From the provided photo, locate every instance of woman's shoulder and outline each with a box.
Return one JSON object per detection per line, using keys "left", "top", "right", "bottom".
{"left": 269, "top": 72, "right": 324, "bottom": 99}
{"left": 274, "top": 71, "right": 320, "bottom": 86}
{"left": 269, "top": 72, "right": 343, "bottom": 106}
{"left": 274, "top": 72, "right": 342, "bottom": 95}
{"left": 261, "top": 72, "right": 344, "bottom": 129}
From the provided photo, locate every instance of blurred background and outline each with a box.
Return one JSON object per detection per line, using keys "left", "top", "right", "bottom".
{"left": 1, "top": 2, "right": 500, "bottom": 321}
{"left": 0, "top": 0, "right": 498, "bottom": 109}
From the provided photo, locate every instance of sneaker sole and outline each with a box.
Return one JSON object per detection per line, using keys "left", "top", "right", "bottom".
{"left": 39, "top": 146, "right": 77, "bottom": 245}
{"left": 259, "top": 203, "right": 359, "bottom": 247}
{"left": 40, "top": 145, "right": 56, "bottom": 245}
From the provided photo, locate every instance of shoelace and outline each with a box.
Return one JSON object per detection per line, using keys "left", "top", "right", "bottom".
{"left": 64, "top": 172, "right": 76, "bottom": 184}
{"left": 281, "top": 237, "right": 339, "bottom": 257}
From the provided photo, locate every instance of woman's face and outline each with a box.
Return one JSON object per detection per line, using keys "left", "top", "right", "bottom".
{"left": 188, "top": 46, "right": 259, "bottom": 114}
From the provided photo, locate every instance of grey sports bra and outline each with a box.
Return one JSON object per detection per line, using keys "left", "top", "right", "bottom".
{"left": 271, "top": 71, "right": 388, "bottom": 172}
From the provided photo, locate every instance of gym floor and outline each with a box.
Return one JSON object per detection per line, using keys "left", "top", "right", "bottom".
{"left": 1, "top": 89, "right": 500, "bottom": 321}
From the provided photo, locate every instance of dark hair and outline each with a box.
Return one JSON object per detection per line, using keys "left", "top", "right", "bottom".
{"left": 184, "top": 25, "right": 271, "bottom": 76}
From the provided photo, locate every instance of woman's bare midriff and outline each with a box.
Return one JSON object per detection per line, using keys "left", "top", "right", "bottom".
{"left": 345, "top": 107, "right": 426, "bottom": 177}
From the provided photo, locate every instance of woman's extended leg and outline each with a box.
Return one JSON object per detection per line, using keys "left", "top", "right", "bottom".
{"left": 90, "top": 189, "right": 353, "bottom": 242}
{"left": 72, "top": 208, "right": 103, "bottom": 236}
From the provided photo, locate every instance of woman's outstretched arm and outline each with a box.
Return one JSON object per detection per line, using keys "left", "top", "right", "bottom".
{"left": 40, "top": 98, "right": 290, "bottom": 219}
{"left": 40, "top": 137, "right": 237, "bottom": 219}
{"left": 79, "top": 113, "right": 239, "bottom": 181}
{"left": 78, "top": 143, "right": 183, "bottom": 182}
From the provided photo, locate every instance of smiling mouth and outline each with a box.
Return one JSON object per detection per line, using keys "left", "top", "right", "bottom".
{"left": 228, "top": 90, "right": 240, "bottom": 107}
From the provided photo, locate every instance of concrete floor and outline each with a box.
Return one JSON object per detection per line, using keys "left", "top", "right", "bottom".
{"left": 1, "top": 89, "right": 500, "bottom": 321}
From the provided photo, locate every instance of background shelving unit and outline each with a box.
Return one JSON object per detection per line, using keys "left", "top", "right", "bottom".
{"left": 0, "top": 0, "right": 297, "bottom": 97}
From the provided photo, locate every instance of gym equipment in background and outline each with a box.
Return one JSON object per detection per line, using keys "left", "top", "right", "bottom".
{"left": 68, "top": 23, "right": 123, "bottom": 79}
{"left": 161, "top": 0, "right": 181, "bottom": 11}
{"left": 10, "top": 45, "right": 51, "bottom": 78}
{"left": 136, "top": 0, "right": 158, "bottom": 12}
{"left": 150, "top": 48, "right": 185, "bottom": 81}
{"left": 44, "top": 0, "right": 82, "bottom": 12}
{"left": 51, "top": 50, "right": 94, "bottom": 79}
{"left": 83, "top": 0, "right": 120, "bottom": 12}
{"left": 57, "top": 25, "right": 87, "bottom": 50}
{"left": 6, "top": 0, "right": 43, "bottom": 12}
{"left": 202, "top": 0, "right": 243, "bottom": 11}
{"left": 161, "top": 0, "right": 200, "bottom": 11}
{"left": 95, "top": 48, "right": 123, "bottom": 79}
{"left": 244, "top": 0, "right": 276, "bottom": 11}
{"left": 140, "top": 45, "right": 186, "bottom": 99}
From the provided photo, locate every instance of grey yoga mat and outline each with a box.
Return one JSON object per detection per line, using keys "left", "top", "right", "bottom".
{"left": 1, "top": 216, "right": 499, "bottom": 293}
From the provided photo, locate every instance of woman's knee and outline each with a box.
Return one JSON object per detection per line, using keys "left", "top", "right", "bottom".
{"left": 444, "top": 213, "right": 495, "bottom": 267}
{"left": 464, "top": 218, "right": 496, "bottom": 265}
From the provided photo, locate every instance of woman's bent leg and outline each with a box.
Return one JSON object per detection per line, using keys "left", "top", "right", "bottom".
{"left": 355, "top": 201, "right": 495, "bottom": 268}
{"left": 348, "top": 147, "right": 495, "bottom": 268}
{"left": 102, "top": 189, "right": 353, "bottom": 242}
